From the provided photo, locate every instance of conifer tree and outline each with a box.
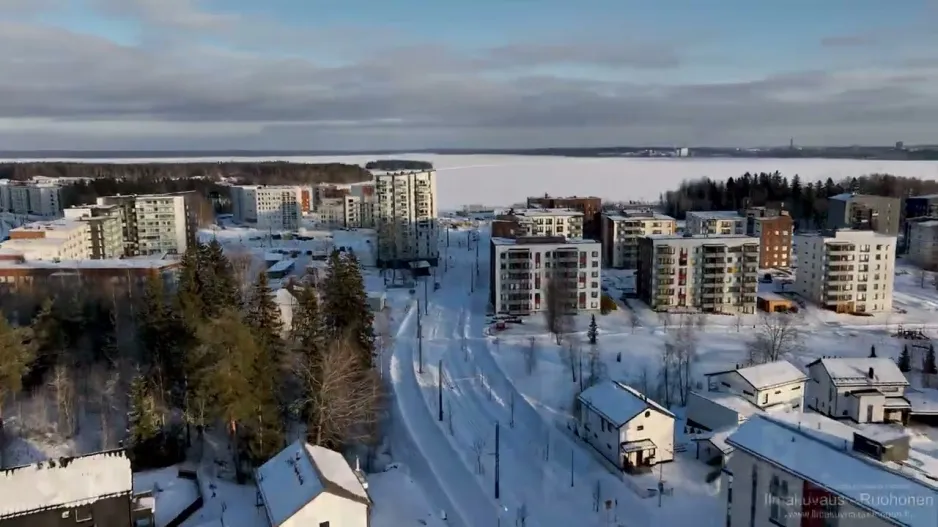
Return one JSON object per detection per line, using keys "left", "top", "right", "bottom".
{"left": 898, "top": 345, "right": 912, "bottom": 373}
{"left": 0, "top": 315, "right": 35, "bottom": 419}
{"left": 926, "top": 344, "right": 938, "bottom": 375}
{"left": 127, "top": 374, "right": 160, "bottom": 446}
{"left": 201, "top": 240, "right": 242, "bottom": 316}
{"left": 587, "top": 315, "right": 598, "bottom": 346}
{"left": 176, "top": 248, "right": 205, "bottom": 323}
{"left": 30, "top": 298, "right": 63, "bottom": 379}
{"left": 869, "top": 345, "right": 876, "bottom": 358}
{"left": 245, "top": 271, "right": 284, "bottom": 364}
{"left": 322, "top": 251, "right": 374, "bottom": 366}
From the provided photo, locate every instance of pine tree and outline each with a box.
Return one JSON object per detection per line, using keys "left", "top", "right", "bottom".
{"left": 869, "top": 345, "right": 876, "bottom": 358}
{"left": 245, "top": 271, "right": 284, "bottom": 365}
{"left": 322, "top": 251, "right": 375, "bottom": 366}
{"left": 176, "top": 248, "right": 205, "bottom": 323}
{"left": 0, "top": 315, "right": 35, "bottom": 419}
{"left": 926, "top": 344, "right": 938, "bottom": 375}
{"left": 898, "top": 345, "right": 912, "bottom": 373}
{"left": 587, "top": 315, "right": 598, "bottom": 346}
{"left": 291, "top": 287, "right": 326, "bottom": 359}
{"left": 128, "top": 374, "right": 160, "bottom": 445}
{"left": 30, "top": 298, "right": 63, "bottom": 380}
{"left": 201, "top": 240, "right": 242, "bottom": 316}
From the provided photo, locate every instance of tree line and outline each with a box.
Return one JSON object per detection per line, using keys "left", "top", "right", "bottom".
{"left": 364, "top": 160, "right": 433, "bottom": 171}
{"left": 660, "top": 172, "right": 938, "bottom": 229}
{"left": 0, "top": 241, "right": 382, "bottom": 475}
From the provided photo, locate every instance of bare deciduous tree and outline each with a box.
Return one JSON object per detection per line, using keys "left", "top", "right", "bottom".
{"left": 747, "top": 313, "right": 802, "bottom": 364}
{"left": 586, "top": 345, "right": 604, "bottom": 388}
{"left": 523, "top": 337, "right": 538, "bottom": 375}
{"left": 673, "top": 323, "right": 699, "bottom": 406}
{"left": 627, "top": 308, "right": 641, "bottom": 333}
{"left": 659, "top": 312, "right": 672, "bottom": 333}
{"left": 658, "top": 341, "right": 678, "bottom": 408}
{"left": 735, "top": 312, "right": 743, "bottom": 333}
{"left": 562, "top": 341, "right": 577, "bottom": 383}
{"left": 471, "top": 437, "right": 487, "bottom": 474}
{"left": 228, "top": 249, "right": 255, "bottom": 294}
{"left": 48, "top": 363, "right": 76, "bottom": 437}
{"left": 373, "top": 308, "right": 392, "bottom": 367}
{"left": 544, "top": 275, "right": 574, "bottom": 345}
{"left": 637, "top": 365, "right": 651, "bottom": 396}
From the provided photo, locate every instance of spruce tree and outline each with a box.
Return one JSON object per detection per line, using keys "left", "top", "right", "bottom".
{"left": 291, "top": 287, "right": 325, "bottom": 359}
{"left": 245, "top": 271, "right": 284, "bottom": 364}
{"left": 898, "top": 345, "right": 912, "bottom": 373}
{"left": 128, "top": 374, "right": 160, "bottom": 445}
{"left": 176, "top": 248, "right": 205, "bottom": 322}
{"left": 0, "top": 315, "right": 35, "bottom": 418}
{"left": 869, "top": 345, "right": 876, "bottom": 358}
{"left": 926, "top": 344, "right": 938, "bottom": 375}
{"left": 322, "top": 251, "right": 374, "bottom": 366}
{"left": 587, "top": 315, "right": 598, "bottom": 346}
{"left": 30, "top": 298, "right": 63, "bottom": 379}
{"left": 201, "top": 240, "right": 242, "bottom": 316}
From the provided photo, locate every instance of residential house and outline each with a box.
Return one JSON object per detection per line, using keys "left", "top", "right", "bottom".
{"left": 576, "top": 380, "right": 675, "bottom": 473}
{"left": 255, "top": 440, "right": 371, "bottom": 527}
{"left": 806, "top": 357, "right": 911, "bottom": 424}
{"left": 724, "top": 412, "right": 938, "bottom": 527}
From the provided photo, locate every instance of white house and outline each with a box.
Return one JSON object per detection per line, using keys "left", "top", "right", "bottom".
{"left": 806, "top": 357, "right": 911, "bottom": 424}
{"left": 255, "top": 440, "right": 371, "bottom": 527}
{"left": 577, "top": 380, "right": 675, "bottom": 473}
{"left": 703, "top": 360, "right": 807, "bottom": 411}
{"left": 724, "top": 412, "right": 938, "bottom": 527}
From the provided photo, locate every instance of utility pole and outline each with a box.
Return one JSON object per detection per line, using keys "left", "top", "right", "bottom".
{"left": 438, "top": 359, "right": 444, "bottom": 422}
{"left": 494, "top": 422, "right": 500, "bottom": 499}
{"left": 470, "top": 266, "right": 475, "bottom": 293}
{"left": 447, "top": 227, "right": 450, "bottom": 247}
{"left": 424, "top": 279, "right": 429, "bottom": 315}
{"left": 658, "top": 460, "right": 665, "bottom": 508}
{"left": 417, "top": 298, "right": 424, "bottom": 374}
{"left": 475, "top": 235, "right": 480, "bottom": 277}
{"left": 570, "top": 449, "right": 574, "bottom": 487}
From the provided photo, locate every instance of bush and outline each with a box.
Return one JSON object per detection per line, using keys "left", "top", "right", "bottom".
{"left": 600, "top": 295, "right": 618, "bottom": 314}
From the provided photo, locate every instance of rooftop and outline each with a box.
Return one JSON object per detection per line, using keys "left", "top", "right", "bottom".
{"left": 0, "top": 450, "right": 132, "bottom": 519}
{"left": 578, "top": 380, "right": 674, "bottom": 428}
{"left": 687, "top": 210, "right": 744, "bottom": 220}
{"left": 491, "top": 236, "right": 599, "bottom": 247}
{"left": 692, "top": 391, "right": 764, "bottom": 421}
{"left": 604, "top": 210, "right": 675, "bottom": 221}
{"left": 0, "top": 258, "right": 180, "bottom": 271}
{"left": 11, "top": 219, "right": 86, "bottom": 233}
{"left": 646, "top": 233, "right": 755, "bottom": 241}
{"left": 796, "top": 229, "right": 896, "bottom": 241}
{"left": 830, "top": 192, "right": 898, "bottom": 202}
{"left": 514, "top": 208, "right": 584, "bottom": 217}
{"left": 727, "top": 413, "right": 938, "bottom": 527}
{"left": 808, "top": 357, "right": 909, "bottom": 386}
{"left": 733, "top": 360, "right": 807, "bottom": 390}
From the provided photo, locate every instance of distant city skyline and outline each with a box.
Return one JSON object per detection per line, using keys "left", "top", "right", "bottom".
{"left": 0, "top": 0, "right": 936, "bottom": 150}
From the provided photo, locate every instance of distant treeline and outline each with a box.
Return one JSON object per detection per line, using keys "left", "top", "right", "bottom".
{"left": 364, "top": 159, "right": 433, "bottom": 171}
{"left": 661, "top": 172, "right": 938, "bottom": 229}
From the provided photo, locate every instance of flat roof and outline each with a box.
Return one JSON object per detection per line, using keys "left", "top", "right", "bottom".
{"left": 491, "top": 237, "right": 599, "bottom": 247}
{"left": 646, "top": 233, "right": 755, "bottom": 241}
{"left": 687, "top": 210, "right": 744, "bottom": 220}
{"left": 0, "top": 258, "right": 179, "bottom": 271}
{"left": 757, "top": 291, "right": 790, "bottom": 303}
{"left": 11, "top": 219, "right": 85, "bottom": 233}
{"left": 604, "top": 211, "right": 675, "bottom": 221}
{"left": 514, "top": 208, "right": 583, "bottom": 217}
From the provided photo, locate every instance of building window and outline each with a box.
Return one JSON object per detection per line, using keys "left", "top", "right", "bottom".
{"left": 749, "top": 466, "right": 758, "bottom": 527}
{"left": 75, "top": 506, "right": 93, "bottom": 523}
{"left": 319, "top": 522, "right": 331, "bottom": 527}
{"left": 768, "top": 476, "right": 789, "bottom": 525}
{"left": 637, "top": 425, "right": 644, "bottom": 431}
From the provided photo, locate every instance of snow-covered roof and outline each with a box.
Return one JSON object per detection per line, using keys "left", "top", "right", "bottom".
{"left": 578, "top": 380, "right": 674, "bottom": 428}
{"left": 727, "top": 413, "right": 938, "bottom": 527}
{"left": 255, "top": 441, "right": 369, "bottom": 526}
{"left": 809, "top": 358, "right": 909, "bottom": 386}
{"left": 687, "top": 210, "right": 744, "bottom": 220}
{"left": 734, "top": 360, "right": 807, "bottom": 390}
{"left": 692, "top": 391, "right": 763, "bottom": 420}
{"left": 0, "top": 450, "right": 132, "bottom": 519}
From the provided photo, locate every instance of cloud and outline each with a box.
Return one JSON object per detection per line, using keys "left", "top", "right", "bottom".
{"left": 820, "top": 34, "right": 879, "bottom": 48}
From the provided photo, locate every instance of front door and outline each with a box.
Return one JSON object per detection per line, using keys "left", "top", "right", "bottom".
{"left": 636, "top": 450, "right": 644, "bottom": 466}
{"left": 866, "top": 404, "right": 874, "bottom": 423}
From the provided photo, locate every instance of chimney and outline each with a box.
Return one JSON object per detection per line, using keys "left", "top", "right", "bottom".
{"left": 868, "top": 367, "right": 874, "bottom": 379}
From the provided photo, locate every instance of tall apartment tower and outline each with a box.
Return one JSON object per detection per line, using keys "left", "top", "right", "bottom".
{"left": 0, "top": 180, "right": 64, "bottom": 218}
{"left": 96, "top": 192, "right": 197, "bottom": 256}
{"left": 375, "top": 170, "right": 439, "bottom": 268}
{"left": 230, "top": 185, "right": 301, "bottom": 231}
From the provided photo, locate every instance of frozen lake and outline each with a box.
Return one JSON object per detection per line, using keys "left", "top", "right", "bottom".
{"left": 4, "top": 154, "right": 937, "bottom": 210}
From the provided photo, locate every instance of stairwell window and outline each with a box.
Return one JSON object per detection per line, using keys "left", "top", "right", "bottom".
{"left": 768, "top": 475, "right": 790, "bottom": 525}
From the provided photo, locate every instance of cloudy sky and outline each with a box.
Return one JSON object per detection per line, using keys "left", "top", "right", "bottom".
{"left": 1, "top": 0, "right": 937, "bottom": 150}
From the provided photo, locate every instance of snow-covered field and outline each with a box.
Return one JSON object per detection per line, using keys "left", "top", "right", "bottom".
{"left": 5, "top": 154, "right": 938, "bottom": 209}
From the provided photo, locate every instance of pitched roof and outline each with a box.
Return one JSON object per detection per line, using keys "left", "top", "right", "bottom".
{"left": 727, "top": 413, "right": 938, "bottom": 527}
{"left": 734, "top": 361, "right": 807, "bottom": 390}
{"left": 0, "top": 449, "right": 132, "bottom": 519}
{"left": 808, "top": 358, "right": 909, "bottom": 386}
{"left": 255, "top": 441, "right": 369, "bottom": 526}
{"left": 577, "top": 380, "right": 674, "bottom": 428}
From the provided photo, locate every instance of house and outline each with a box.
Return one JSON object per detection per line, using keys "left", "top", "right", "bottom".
{"left": 724, "top": 412, "right": 938, "bottom": 527}
{"left": 0, "top": 449, "right": 152, "bottom": 527}
{"left": 576, "top": 380, "right": 675, "bottom": 473}
{"left": 255, "top": 440, "right": 371, "bottom": 527}
{"left": 701, "top": 360, "right": 807, "bottom": 413}
{"left": 806, "top": 357, "right": 911, "bottom": 424}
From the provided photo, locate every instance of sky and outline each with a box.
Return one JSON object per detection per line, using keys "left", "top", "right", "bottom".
{"left": 1, "top": 0, "right": 937, "bottom": 150}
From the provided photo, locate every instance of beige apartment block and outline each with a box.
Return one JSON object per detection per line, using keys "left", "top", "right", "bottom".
{"left": 230, "top": 185, "right": 301, "bottom": 231}
{"left": 64, "top": 205, "right": 124, "bottom": 259}
{"left": 637, "top": 234, "right": 760, "bottom": 313}
{"left": 0, "top": 219, "right": 92, "bottom": 260}
{"left": 793, "top": 229, "right": 895, "bottom": 313}
{"left": 97, "top": 192, "right": 197, "bottom": 256}
{"left": 489, "top": 236, "right": 601, "bottom": 315}
{"left": 375, "top": 170, "right": 438, "bottom": 268}
{"left": 685, "top": 211, "right": 747, "bottom": 236}
{"left": 601, "top": 210, "right": 676, "bottom": 269}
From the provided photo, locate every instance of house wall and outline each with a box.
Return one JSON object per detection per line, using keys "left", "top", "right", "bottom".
{"left": 847, "top": 393, "right": 886, "bottom": 423}
{"left": 620, "top": 408, "right": 675, "bottom": 464}
{"left": 0, "top": 495, "right": 133, "bottom": 527}
{"left": 686, "top": 392, "right": 743, "bottom": 432}
{"left": 709, "top": 372, "right": 804, "bottom": 410}
{"left": 579, "top": 404, "right": 623, "bottom": 467}
{"left": 806, "top": 363, "right": 905, "bottom": 422}
{"left": 727, "top": 450, "right": 894, "bottom": 527}
{"left": 282, "top": 492, "right": 368, "bottom": 527}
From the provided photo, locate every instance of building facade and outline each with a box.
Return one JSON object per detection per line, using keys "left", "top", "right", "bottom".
{"left": 0, "top": 180, "right": 63, "bottom": 218}
{"left": 489, "top": 236, "right": 601, "bottom": 315}
{"left": 747, "top": 214, "right": 793, "bottom": 269}
{"left": 827, "top": 193, "right": 901, "bottom": 236}
{"left": 230, "top": 185, "right": 301, "bottom": 231}
{"left": 805, "top": 357, "right": 910, "bottom": 424}
{"left": 96, "top": 193, "right": 197, "bottom": 257}
{"left": 637, "top": 234, "right": 760, "bottom": 313}
{"left": 601, "top": 210, "right": 676, "bottom": 269}
{"left": 0, "top": 220, "right": 92, "bottom": 260}
{"left": 492, "top": 208, "right": 585, "bottom": 240}
{"left": 793, "top": 229, "right": 895, "bottom": 313}
{"left": 526, "top": 194, "right": 602, "bottom": 239}
{"left": 907, "top": 218, "right": 938, "bottom": 269}
{"left": 685, "top": 211, "right": 747, "bottom": 236}
{"left": 63, "top": 205, "right": 124, "bottom": 259}
{"left": 374, "top": 171, "right": 439, "bottom": 268}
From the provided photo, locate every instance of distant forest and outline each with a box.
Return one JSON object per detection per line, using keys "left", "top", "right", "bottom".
{"left": 660, "top": 172, "right": 938, "bottom": 229}
{"left": 1, "top": 162, "right": 372, "bottom": 211}
{"left": 364, "top": 159, "right": 433, "bottom": 171}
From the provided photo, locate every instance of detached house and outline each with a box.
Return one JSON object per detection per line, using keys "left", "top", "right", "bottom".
{"left": 806, "top": 357, "right": 911, "bottom": 424}
{"left": 577, "top": 380, "right": 675, "bottom": 473}
{"left": 255, "top": 440, "right": 371, "bottom": 527}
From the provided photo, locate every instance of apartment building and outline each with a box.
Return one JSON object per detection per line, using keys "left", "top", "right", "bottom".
{"left": 96, "top": 193, "right": 196, "bottom": 256}
{"left": 374, "top": 171, "right": 438, "bottom": 268}
{"left": 230, "top": 185, "right": 301, "bottom": 231}
{"left": 0, "top": 219, "right": 92, "bottom": 260}
{"left": 750, "top": 216, "right": 793, "bottom": 269}
{"left": 63, "top": 205, "right": 123, "bottom": 259}
{"left": 793, "top": 229, "right": 895, "bottom": 313}
{"left": 491, "top": 208, "right": 584, "bottom": 240}
{"left": 526, "top": 194, "right": 602, "bottom": 239}
{"left": 637, "top": 234, "right": 760, "bottom": 314}
{"left": 489, "top": 236, "right": 601, "bottom": 315}
{"left": 0, "top": 180, "right": 63, "bottom": 218}
{"left": 827, "top": 193, "right": 900, "bottom": 236}
{"left": 685, "top": 211, "right": 747, "bottom": 236}
{"left": 316, "top": 183, "right": 376, "bottom": 229}
{"left": 907, "top": 217, "right": 938, "bottom": 269}
{"left": 601, "top": 210, "right": 676, "bottom": 269}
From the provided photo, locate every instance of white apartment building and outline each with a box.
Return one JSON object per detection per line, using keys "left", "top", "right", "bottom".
{"left": 316, "top": 184, "right": 376, "bottom": 229}
{"left": 0, "top": 219, "right": 92, "bottom": 260}
{"left": 637, "top": 234, "right": 760, "bottom": 314}
{"left": 907, "top": 218, "right": 938, "bottom": 270}
{"left": 0, "top": 180, "right": 63, "bottom": 218}
{"left": 63, "top": 205, "right": 124, "bottom": 259}
{"left": 601, "top": 210, "right": 676, "bottom": 269}
{"left": 793, "top": 229, "right": 895, "bottom": 313}
{"left": 97, "top": 193, "right": 195, "bottom": 256}
{"left": 230, "top": 185, "right": 301, "bottom": 231}
{"left": 490, "top": 236, "right": 601, "bottom": 314}
{"left": 374, "top": 171, "right": 438, "bottom": 268}
{"left": 685, "top": 211, "right": 746, "bottom": 236}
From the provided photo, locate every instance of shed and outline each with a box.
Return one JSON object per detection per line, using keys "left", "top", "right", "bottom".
{"left": 756, "top": 291, "right": 795, "bottom": 313}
